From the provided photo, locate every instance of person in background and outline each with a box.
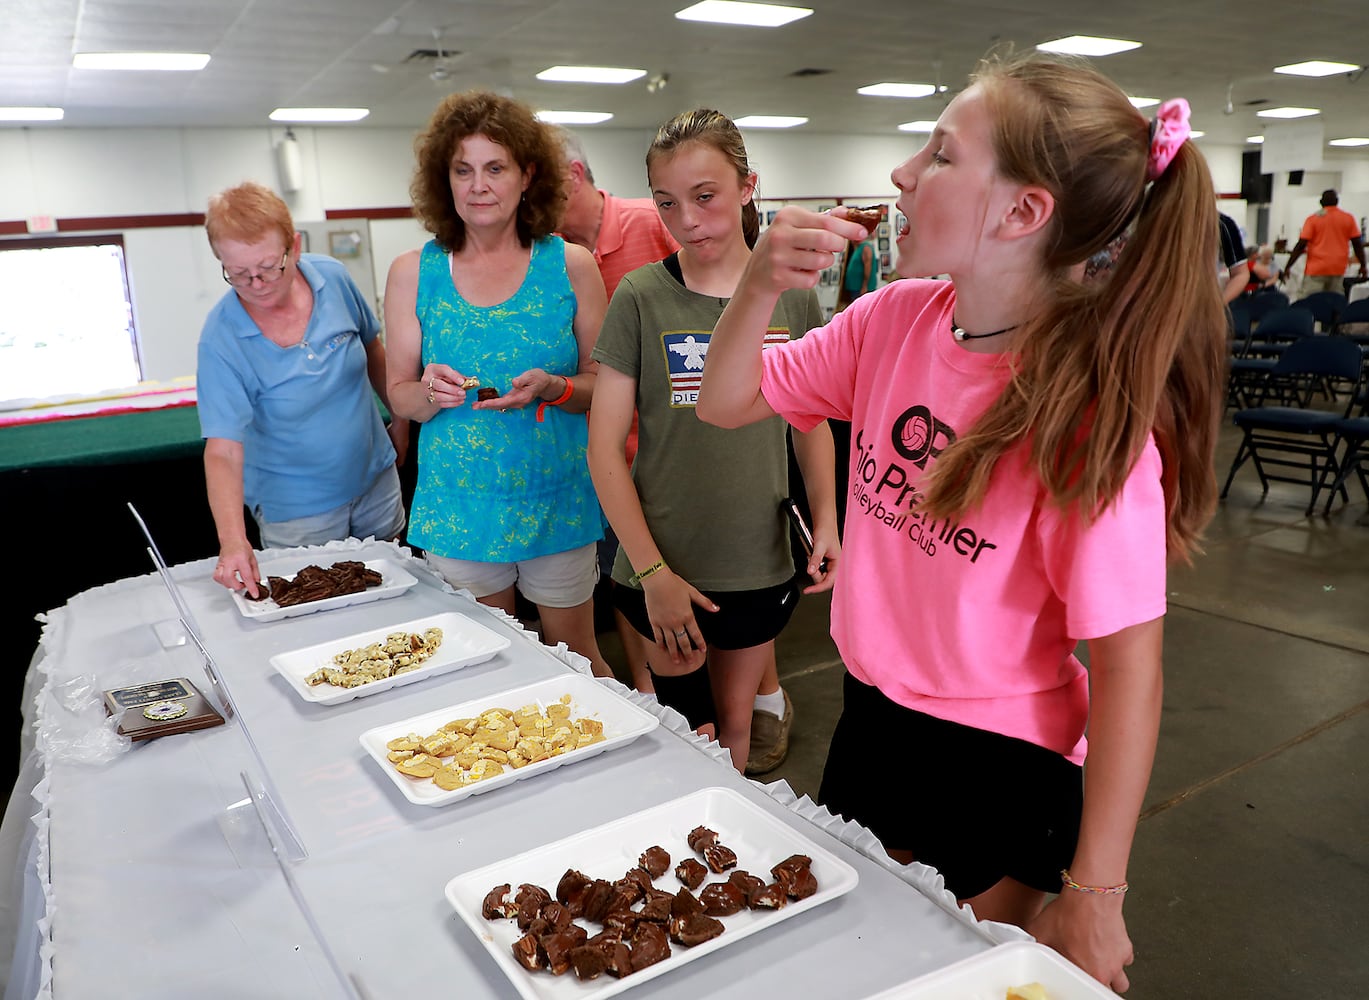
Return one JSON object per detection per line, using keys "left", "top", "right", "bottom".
{"left": 842, "top": 229, "right": 878, "bottom": 305}
{"left": 555, "top": 126, "right": 679, "bottom": 697}
{"left": 384, "top": 91, "right": 612, "bottom": 678}
{"left": 198, "top": 181, "right": 406, "bottom": 596}
{"left": 1245, "top": 244, "right": 1278, "bottom": 294}
{"left": 697, "top": 55, "right": 1225, "bottom": 992}
{"left": 555, "top": 126, "right": 680, "bottom": 301}
{"left": 1218, "top": 211, "right": 1249, "bottom": 305}
{"left": 1280, "top": 189, "right": 1367, "bottom": 295}
{"left": 588, "top": 108, "right": 839, "bottom": 774}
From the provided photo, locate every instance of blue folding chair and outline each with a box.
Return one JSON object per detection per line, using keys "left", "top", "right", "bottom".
{"left": 1220, "top": 336, "right": 1365, "bottom": 516}
{"left": 1292, "top": 291, "right": 1347, "bottom": 332}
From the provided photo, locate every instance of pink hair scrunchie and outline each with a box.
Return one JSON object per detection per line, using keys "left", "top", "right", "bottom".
{"left": 1146, "top": 98, "right": 1191, "bottom": 181}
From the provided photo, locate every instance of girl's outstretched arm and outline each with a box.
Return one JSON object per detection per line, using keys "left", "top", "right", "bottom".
{"left": 698, "top": 207, "right": 863, "bottom": 429}
{"left": 1028, "top": 615, "right": 1164, "bottom": 993}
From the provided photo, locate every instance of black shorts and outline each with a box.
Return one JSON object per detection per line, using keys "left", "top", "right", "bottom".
{"left": 612, "top": 578, "right": 800, "bottom": 651}
{"left": 819, "top": 672, "right": 1083, "bottom": 899}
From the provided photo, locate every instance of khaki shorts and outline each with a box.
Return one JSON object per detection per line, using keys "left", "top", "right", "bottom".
{"left": 423, "top": 542, "right": 598, "bottom": 608}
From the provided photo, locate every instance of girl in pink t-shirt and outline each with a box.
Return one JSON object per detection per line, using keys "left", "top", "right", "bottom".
{"left": 697, "top": 53, "right": 1226, "bottom": 993}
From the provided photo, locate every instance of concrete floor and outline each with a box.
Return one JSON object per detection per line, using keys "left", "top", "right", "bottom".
{"left": 601, "top": 421, "right": 1369, "bottom": 998}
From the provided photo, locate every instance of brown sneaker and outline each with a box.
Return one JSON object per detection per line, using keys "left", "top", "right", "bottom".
{"left": 745, "top": 689, "right": 793, "bottom": 776}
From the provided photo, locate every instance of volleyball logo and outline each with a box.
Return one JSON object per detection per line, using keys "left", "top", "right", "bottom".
{"left": 890, "top": 404, "right": 955, "bottom": 467}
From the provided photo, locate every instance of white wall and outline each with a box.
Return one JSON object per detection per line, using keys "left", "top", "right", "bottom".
{"left": 0, "top": 125, "right": 1363, "bottom": 383}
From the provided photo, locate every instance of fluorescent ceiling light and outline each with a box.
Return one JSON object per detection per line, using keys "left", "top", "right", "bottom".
{"left": 1256, "top": 106, "right": 1320, "bottom": 119}
{"left": 734, "top": 115, "right": 807, "bottom": 128}
{"left": 0, "top": 107, "right": 64, "bottom": 121}
{"left": 1274, "top": 60, "right": 1361, "bottom": 77}
{"left": 269, "top": 108, "right": 370, "bottom": 122}
{"left": 675, "top": 1, "right": 812, "bottom": 27}
{"left": 1128, "top": 96, "right": 1159, "bottom": 109}
{"left": 536, "top": 65, "right": 645, "bottom": 84}
{"left": 858, "top": 83, "right": 936, "bottom": 99}
{"left": 1189, "top": 130, "right": 1206, "bottom": 138}
{"left": 73, "top": 52, "right": 210, "bottom": 71}
{"left": 1036, "top": 35, "right": 1141, "bottom": 57}
{"left": 898, "top": 120, "right": 938, "bottom": 133}
{"left": 1329, "top": 137, "right": 1369, "bottom": 147}
{"left": 1247, "top": 135, "right": 1265, "bottom": 144}
{"left": 536, "top": 110, "right": 614, "bottom": 125}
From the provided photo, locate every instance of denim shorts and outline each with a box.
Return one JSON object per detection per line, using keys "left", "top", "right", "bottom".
{"left": 255, "top": 465, "right": 406, "bottom": 549}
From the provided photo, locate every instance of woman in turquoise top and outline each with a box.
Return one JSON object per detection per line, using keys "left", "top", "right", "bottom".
{"left": 385, "top": 91, "right": 611, "bottom": 677}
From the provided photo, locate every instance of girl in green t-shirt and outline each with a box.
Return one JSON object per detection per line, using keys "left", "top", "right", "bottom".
{"left": 588, "top": 109, "right": 840, "bottom": 773}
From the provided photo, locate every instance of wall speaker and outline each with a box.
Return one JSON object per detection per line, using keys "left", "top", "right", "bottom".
{"left": 276, "top": 131, "right": 303, "bottom": 193}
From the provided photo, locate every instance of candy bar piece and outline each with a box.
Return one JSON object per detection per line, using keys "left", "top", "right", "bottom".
{"left": 512, "top": 932, "right": 543, "bottom": 970}
{"left": 844, "top": 205, "right": 882, "bottom": 234}
{"left": 749, "top": 882, "right": 789, "bottom": 910}
{"left": 686, "top": 825, "right": 718, "bottom": 852}
{"left": 638, "top": 846, "right": 670, "bottom": 880}
{"left": 702, "top": 843, "right": 737, "bottom": 874}
{"left": 668, "top": 911, "right": 725, "bottom": 947}
{"left": 699, "top": 881, "right": 746, "bottom": 917}
{"left": 628, "top": 921, "right": 671, "bottom": 970}
{"left": 481, "top": 883, "right": 517, "bottom": 920}
{"left": 477, "top": 386, "right": 499, "bottom": 401}
{"left": 675, "top": 857, "right": 708, "bottom": 891}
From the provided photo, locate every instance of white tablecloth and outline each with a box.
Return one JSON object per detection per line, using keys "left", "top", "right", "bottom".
{"left": 1, "top": 540, "right": 1021, "bottom": 999}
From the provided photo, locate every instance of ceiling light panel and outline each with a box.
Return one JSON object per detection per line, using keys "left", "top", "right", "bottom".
{"left": 1256, "top": 107, "right": 1320, "bottom": 119}
{"left": 536, "top": 66, "right": 646, "bottom": 84}
{"left": 898, "top": 121, "right": 937, "bottom": 133}
{"left": 269, "top": 108, "right": 370, "bottom": 122}
{"left": 858, "top": 83, "right": 936, "bottom": 98}
{"left": 675, "top": 2, "right": 813, "bottom": 27}
{"left": 1247, "top": 135, "right": 1265, "bottom": 144}
{"left": 1036, "top": 36, "right": 1141, "bottom": 57}
{"left": 1128, "top": 96, "right": 1159, "bottom": 109}
{"left": 0, "top": 107, "right": 64, "bottom": 121}
{"left": 73, "top": 52, "right": 210, "bottom": 71}
{"left": 1328, "top": 137, "right": 1369, "bottom": 147}
{"left": 1273, "top": 60, "right": 1361, "bottom": 77}
{"left": 734, "top": 115, "right": 807, "bottom": 128}
{"left": 536, "top": 111, "right": 614, "bottom": 125}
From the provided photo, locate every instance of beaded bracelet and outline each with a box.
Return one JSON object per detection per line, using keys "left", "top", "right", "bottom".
{"left": 536, "top": 376, "right": 575, "bottom": 423}
{"left": 1060, "top": 869, "right": 1129, "bottom": 896}
{"left": 628, "top": 560, "right": 665, "bottom": 586}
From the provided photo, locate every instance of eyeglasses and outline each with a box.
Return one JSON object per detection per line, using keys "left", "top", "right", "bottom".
{"left": 222, "top": 251, "right": 290, "bottom": 288}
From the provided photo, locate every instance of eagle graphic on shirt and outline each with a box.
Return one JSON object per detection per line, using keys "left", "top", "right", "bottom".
{"left": 660, "top": 327, "right": 791, "bottom": 408}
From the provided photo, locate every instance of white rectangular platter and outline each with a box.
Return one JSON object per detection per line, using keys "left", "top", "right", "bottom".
{"left": 865, "top": 940, "right": 1115, "bottom": 1000}
{"left": 445, "top": 785, "right": 860, "bottom": 1000}
{"left": 271, "top": 610, "right": 509, "bottom": 706}
{"left": 231, "top": 557, "right": 418, "bottom": 622}
{"left": 360, "top": 673, "right": 658, "bottom": 806}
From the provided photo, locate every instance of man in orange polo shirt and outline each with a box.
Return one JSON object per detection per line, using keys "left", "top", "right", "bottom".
{"left": 1280, "top": 189, "right": 1367, "bottom": 296}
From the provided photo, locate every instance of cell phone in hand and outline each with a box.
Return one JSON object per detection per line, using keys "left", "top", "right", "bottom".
{"left": 781, "top": 497, "right": 829, "bottom": 575}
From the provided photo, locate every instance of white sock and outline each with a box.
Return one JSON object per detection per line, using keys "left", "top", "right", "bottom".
{"left": 753, "top": 689, "right": 786, "bottom": 718}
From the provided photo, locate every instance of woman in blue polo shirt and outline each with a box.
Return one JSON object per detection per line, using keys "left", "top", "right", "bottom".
{"left": 197, "top": 182, "right": 406, "bottom": 597}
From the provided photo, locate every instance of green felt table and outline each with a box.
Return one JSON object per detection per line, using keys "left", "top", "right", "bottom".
{"left": 0, "top": 404, "right": 203, "bottom": 472}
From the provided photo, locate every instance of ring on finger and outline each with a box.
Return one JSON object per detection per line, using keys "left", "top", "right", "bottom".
{"left": 674, "top": 628, "right": 687, "bottom": 637}
{"left": 427, "top": 390, "right": 435, "bottom": 404}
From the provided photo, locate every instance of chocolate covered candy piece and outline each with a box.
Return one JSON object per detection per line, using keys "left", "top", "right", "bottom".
{"left": 675, "top": 857, "right": 707, "bottom": 890}
{"left": 668, "top": 911, "right": 725, "bottom": 947}
{"left": 638, "top": 845, "right": 671, "bottom": 879}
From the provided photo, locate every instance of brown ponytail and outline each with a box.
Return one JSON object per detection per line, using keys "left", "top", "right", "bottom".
{"left": 918, "top": 54, "right": 1227, "bottom": 563}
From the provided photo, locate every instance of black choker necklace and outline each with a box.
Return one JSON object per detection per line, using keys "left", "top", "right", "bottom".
{"left": 951, "top": 318, "right": 1019, "bottom": 341}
